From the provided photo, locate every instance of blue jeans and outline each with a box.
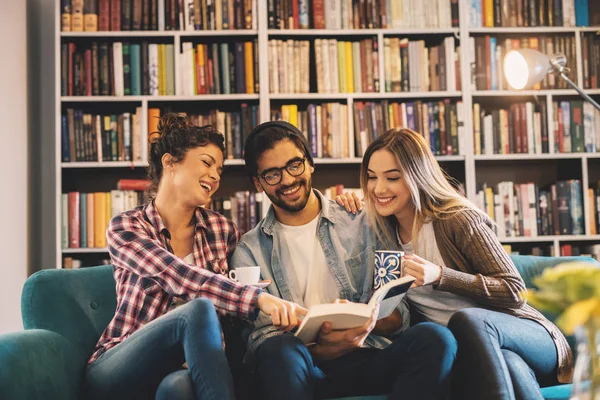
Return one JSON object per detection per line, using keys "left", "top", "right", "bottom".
{"left": 252, "top": 322, "right": 457, "bottom": 400}
{"left": 85, "top": 298, "right": 234, "bottom": 400}
{"left": 448, "top": 308, "right": 559, "bottom": 400}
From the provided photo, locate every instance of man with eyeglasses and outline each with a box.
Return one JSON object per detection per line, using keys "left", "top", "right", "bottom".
{"left": 230, "top": 121, "right": 457, "bottom": 400}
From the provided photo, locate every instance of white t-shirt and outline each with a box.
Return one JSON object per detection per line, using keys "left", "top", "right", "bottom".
{"left": 402, "top": 222, "right": 478, "bottom": 326}
{"left": 276, "top": 214, "right": 339, "bottom": 308}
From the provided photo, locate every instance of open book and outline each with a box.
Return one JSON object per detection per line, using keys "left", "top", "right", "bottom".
{"left": 294, "top": 275, "right": 416, "bottom": 344}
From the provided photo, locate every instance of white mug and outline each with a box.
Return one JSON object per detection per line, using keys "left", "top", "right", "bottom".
{"left": 228, "top": 266, "right": 261, "bottom": 285}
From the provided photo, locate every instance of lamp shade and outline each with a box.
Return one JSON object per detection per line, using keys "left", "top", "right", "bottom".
{"left": 503, "top": 49, "right": 554, "bottom": 90}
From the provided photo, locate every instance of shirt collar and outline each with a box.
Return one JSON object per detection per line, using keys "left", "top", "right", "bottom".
{"left": 145, "top": 201, "right": 208, "bottom": 238}
{"left": 261, "top": 189, "right": 335, "bottom": 236}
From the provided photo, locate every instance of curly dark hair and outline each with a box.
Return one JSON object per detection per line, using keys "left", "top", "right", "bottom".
{"left": 147, "top": 113, "right": 225, "bottom": 199}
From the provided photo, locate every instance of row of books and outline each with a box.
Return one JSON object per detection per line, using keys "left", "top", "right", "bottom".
{"left": 384, "top": 37, "right": 459, "bottom": 93}
{"left": 61, "top": 41, "right": 176, "bottom": 96}
{"left": 62, "top": 108, "right": 145, "bottom": 162}
{"left": 503, "top": 244, "right": 600, "bottom": 260}
{"left": 272, "top": 103, "right": 351, "bottom": 158}
{"left": 503, "top": 244, "right": 554, "bottom": 257}
{"left": 312, "top": 38, "right": 377, "bottom": 93}
{"left": 471, "top": 35, "right": 577, "bottom": 91}
{"left": 148, "top": 105, "right": 260, "bottom": 159}
{"left": 179, "top": 40, "right": 259, "bottom": 96}
{"left": 63, "top": 257, "right": 111, "bottom": 269}
{"left": 582, "top": 34, "right": 600, "bottom": 89}
{"left": 469, "top": 0, "right": 598, "bottom": 28}
{"left": 473, "top": 102, "right": 549, "bottom": 155}
{"left": 267, "top": 0, "right": 458, "bottom": 30}
{"left": 559, "top": 244, "right": 600, "bottom": 258}
{"left": 353, "top": 100, "right": 465, "bottom": 156}
{"left": 208, "top": 192, "right": 265, "bottom": 234}
{"left": 473, "top": 100, "right": 600, "bottom": 155}
{"left": 267, "top": 40, "right": 310, "bottom": 94}
{"left": 551, "top": 100, "right": 600, "bottom": 153}
{"left": 268, "top": 36, "right": 460, "bottom": 95}
{"left": 476, "top": 179, "right": 600, "bottom": 238}
{"left": 61, "top": 0, "right": 256, "bottom": 32}
{"left": 62, "top": 189, "right": 145, "bottom": 249}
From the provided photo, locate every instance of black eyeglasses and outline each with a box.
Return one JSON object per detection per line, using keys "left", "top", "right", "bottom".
{"left": 258, "top": 158, "right": 306, "bottom": 186}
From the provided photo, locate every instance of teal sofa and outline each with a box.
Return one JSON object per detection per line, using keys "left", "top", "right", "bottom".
{"left": 0, "top": 255, "right": 596, "bottom": 400}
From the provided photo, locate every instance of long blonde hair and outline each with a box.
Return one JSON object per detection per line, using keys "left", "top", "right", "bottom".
{"left": 360, "top": 127, "right": 485, "bottom": 247}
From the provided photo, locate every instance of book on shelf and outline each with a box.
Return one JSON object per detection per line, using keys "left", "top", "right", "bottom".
{"left": 560, "top": 244, "right": 600, "bottom": 259}
{"left": 469, "top": 0, "right": 596, "bottom": 27}
{"left": 63, "top": 257, "right": 111, "bottom": 269}
{"left": 147, "top": 105, "right": 260, "bottom": 159}
{"left": 268, "top": 38, "right": 382, "bottom": 95}
{"left": 267, "top": 0, "right": 458, "bottom": 30}
{"left": 180, "top": 40, "right": 259, "bottom": 96}
{"left": 62, "top": 38, "right": 258, "bottom": 97}
{"left": 552, "top": 100, "right": 600, "bottom": 153}
{"left": 61, "top": 0, "right": 257, "bottom": 31}
{"left": 62, "top": 189, "right": 146, "bottom": 249}
{"left": 503, "top": 244, "right": 556, "bottom": 257}
{"left": 61, "top": 40, "right": 174, "bottom": 96}
{"left": 55, "top": 0, "right": 600, "bottom": 270}
{"left": 355, "top": 100, "right": 464, "bottom": 156}
{"left": 384, "top": 36, "right": 460, "bottom": 93}
{"left": 209, "top": 191, "right": 265, "bottom": 235}
{"left": 294, "top": 275, "right": 416, "bottom": 344}
{"left": 117, "top": 178, "right": 151, "bottom": 191}
{"left": 582, "top": 33, "right": 600, "bottom": 89}
{"left": 62, "top": 108, "right": 145, "bottom": 162}
{"left": 474, "top": 99, "right": 600, "bottom": 155}
{"left": 477, "top": 179, "right": 589, "bottom": 238}
{"left": 272, "top": 102, "right": 350, "bottom": 158}
{"left": 474, "top": 101, "right": 549, "bottom": 155}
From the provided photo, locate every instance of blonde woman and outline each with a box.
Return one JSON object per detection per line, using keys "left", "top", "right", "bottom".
{"left": 337, "top": 128, "right": 571, "bottom": 400}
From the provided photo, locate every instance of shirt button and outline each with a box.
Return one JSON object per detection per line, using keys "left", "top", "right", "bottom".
{"left": 90, "top": 301, "right": 99, "bottom": 309}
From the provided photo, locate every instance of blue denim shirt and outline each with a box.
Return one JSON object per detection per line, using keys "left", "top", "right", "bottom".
{"left": 230, "top": 190, "right": 410, "bottom": 361}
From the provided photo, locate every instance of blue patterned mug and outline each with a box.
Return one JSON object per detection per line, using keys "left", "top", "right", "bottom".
{"left": 374, "top": 250, "right": 405, "bottom": 290}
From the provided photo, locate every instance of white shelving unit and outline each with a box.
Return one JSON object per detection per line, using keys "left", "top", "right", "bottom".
{"left": 54, "top": 0, "right": 600, "bottom": 267}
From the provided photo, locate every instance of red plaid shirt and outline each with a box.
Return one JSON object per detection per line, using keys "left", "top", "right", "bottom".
{"left": 89, "top": 201, "right": 262, "bottom": 365}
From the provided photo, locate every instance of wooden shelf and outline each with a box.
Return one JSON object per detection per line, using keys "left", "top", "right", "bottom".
{"left": 267, "top": 28, "right": 459, "bottom": 36}
{"left": 62, "top": 248, "right": 109, "bottom": 254}
{"left": 62, "top": 94, "right": 260, "bottom": 102}
{"left": 501, "top": 235, "right": 600, "bottom": 243}
{"left": 269, "top": 91, "right": 462, "bottom": 100}
{"left": 53, "top": 0, "right": 600, "bottom": 268}
{"left": 474, "top": 154, "right": 589, "bottom": 161}
{"left": 61, "top": 30, "right": 258, "bottom": 37}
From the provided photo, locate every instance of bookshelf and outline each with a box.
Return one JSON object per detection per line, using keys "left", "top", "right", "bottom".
{"left": 55, "top": 0, "right": 600, "bottom": 268}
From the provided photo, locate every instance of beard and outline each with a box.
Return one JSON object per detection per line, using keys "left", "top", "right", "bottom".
{"left": 265, "top": 176, "right": 312, "bottom": 213}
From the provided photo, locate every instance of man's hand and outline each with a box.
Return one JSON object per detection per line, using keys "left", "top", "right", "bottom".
{"left": 372, "top": 309, "right": 402, "bottom": 336}
{"left": 403, "top": 254, "right": 442, "bottom": 287}
{"left": 309, "top": 303, "right": 379, "bottom": 360}
{"left": 257, "top": 293, "right": 308, "bottom": 332}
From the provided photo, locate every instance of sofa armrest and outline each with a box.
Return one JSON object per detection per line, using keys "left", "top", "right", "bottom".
{"left": 0, "top": 329, "right": 86, "bottom": 400}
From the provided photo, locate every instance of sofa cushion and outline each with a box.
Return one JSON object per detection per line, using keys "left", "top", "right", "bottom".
{"left": 539, "top": 383, "right": 573, "bottom": 400}
{"left": 509, "top": 255, "right": 598, "bottom": 289}
{"left": 21, "top": 265, "right": 116, "bottom": 361}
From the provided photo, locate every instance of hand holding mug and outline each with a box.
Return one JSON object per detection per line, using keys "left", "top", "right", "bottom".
{"left": 403, "top": 254, "right": 442, "bottom": 287}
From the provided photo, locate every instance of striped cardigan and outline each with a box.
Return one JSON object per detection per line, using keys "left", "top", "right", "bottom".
{"left": 429, "top": 209, "right": 573, "bottom": 383}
